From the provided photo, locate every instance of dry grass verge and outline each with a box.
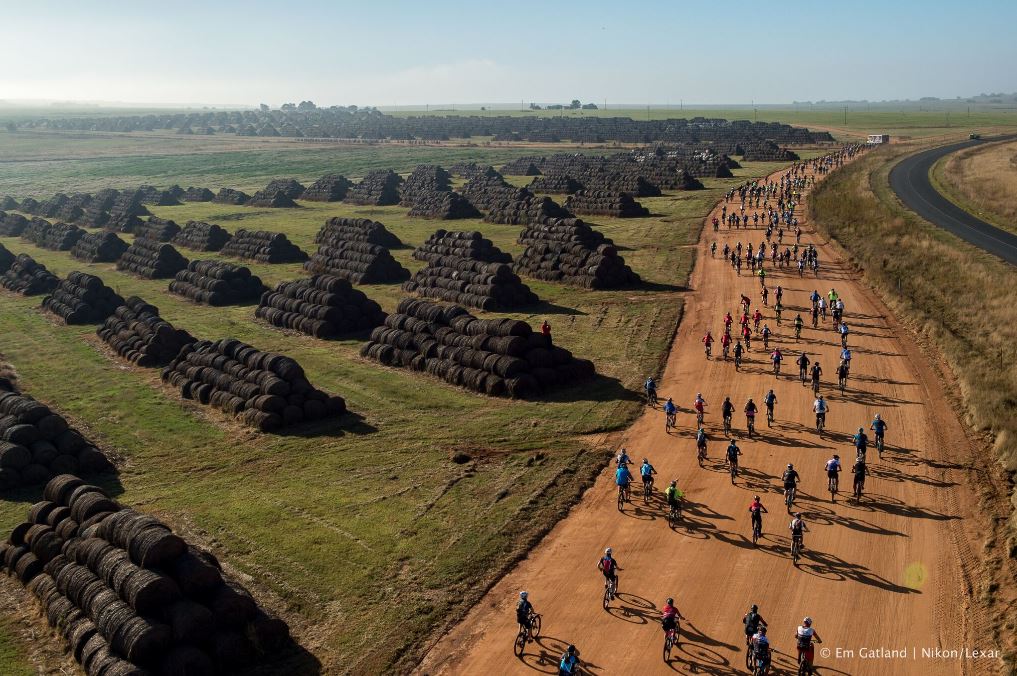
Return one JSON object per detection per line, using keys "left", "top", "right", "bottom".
{"left": 935, "top": 139, "right": 1017, "bottom": 235}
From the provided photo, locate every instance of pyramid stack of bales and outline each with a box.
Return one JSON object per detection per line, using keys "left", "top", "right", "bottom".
{"left": 256, "top": 275, "right": 386, "bottom": 338}
{"left": 404, "top": 230, "right": 537, "bottom": 310}
{"left": 460, "top": 174, "right": 571, "bottom": 225}
{"left": 169, "top": 261, "right": 266, "bottom": 306}
{"left": 69, "top": 231, "right": 129, "bottom": 263}
{"left": 211, "top": 188, "right": 249, "bottom": 205}
{"left": 161, "top": 338, "right": 347, "bottom": 432}
{"left": 0, "top": 254, "right": 60, "bottom": 295}
{"left": 360, "top": 298, "right": 595, "bottom": 398}
{"left": 37, "top": 194, "right": 69, "bottom": 219}
{"left": 219, "top": 229, "right": 307, "bottom": 264}
{"left": 20, "top": 218, "right": 52, "bottom": 245}
{"left": 399, "top": 165, "right": 452, "bottom": 206}
{"left": 42, "top": 272, "right": 125, "bottom": 325}
{"left": 137, "top": 185, "right": 180, "bottom": 206}
{"left": 27, "top": 220, "right": 85, "bottom": 251}
{"left": 528, "top": 174, "right": 584, "bottom": 194}
{"left": 499, "top": 159, "right": 542, "bottom": 175}
{"left": 172, "top": 221, "right": 232, "bottom": 252}
{"left": 0, "top": 212, "right": 29, "bottom": 236}
{"left": 0, "top": 197, "right": 18, "bottom": 210}
{"left": 98, "top": 297, "right": 196, "bottom": 368}
{"left": 117, "top": 239, "right": 189, "bottom": 279}
{"left": 109, "top": 194, "right": 150, "bottom": 220}
{"left": 134, "top": 217, "right": 181, "bottom": 242}
{"left": 55, "top": 202, "right": 84, "bottom": 224}
{"left": 345, "top": 170, "right": 403, "bottom": 206}
{"left": 0, "top": 388, "right": 113, "bottom": 489}
{"left": 563, "top": 190, "right": 650, "bottom": 218}
{"left": 17, "top": 198, "right": 39, "bottom": 215}
{"left": 0, "top": 476, "right": 293, "bottom": 674}
{"left": 301, "top": 174, "right": 352, "bottom": 202}
{"left": 514, "top": 218, "right": 641, "bottom": 289}
{"left": 78, "top": 202, "right": 111, "bottom": 229}
{"left": 305, "top": 219, "right": 408, "bottom": 284}
{"left": 246, "top": 190, "right": 297, "bottom": 208}
{"left": 262, "top": 179, "right": 305, "bottom": 199}
{"left": 0, "top": 243, "right": 14, "bottom": 273}
{"left": 407, "top": 192, "right": 482, "bottom": 220}
{"left": 448, "top": 162, "right": 499, "bottom": 179}
{"left": 181, "top": 187, "right": 215, "bottom": 202}
{"left": 90, "top": 189, "right": 120, "bottom": 213}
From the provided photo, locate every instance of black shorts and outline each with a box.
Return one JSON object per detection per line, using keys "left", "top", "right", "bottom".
{"left": 783, "top": 483, "right": 796, "bottom": 492}
{"left": 827, "top": 469, "right": 839, "bottom": 479}
{"left": 642, "top": 475, "right": 653, "bottom": 484}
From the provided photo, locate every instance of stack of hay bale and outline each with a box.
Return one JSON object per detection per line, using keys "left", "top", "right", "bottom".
{"left": 0, "top": 389, "right": 113, "bottom": 489}
{"left": 0, "top": 475, "right": 293, "bottom": 673}
{"left": 0, "top": 243, "right": 14, "bottom": 273}
{"left": 181, "top": 187, "right": 215, "bottom": 202}
{"left": 117, "top": 239, "right": 189, "bottom": 279}
{"left": 527, "top": 175, "right": 584, "bottom": 194}
{"left": 98, "top": 297, "right": 196, "bottom": 368}
{"left": 106, "top": 194, "right": 148, "bottom": 233}
{"left": 134, "top": 217, "right": 181, "bottom": 242}
{"left": 0, "top": 254, "right": 60, "bottom": 295}
{"left": 169, "top": 261, "right": 266, "bottom": 306}
{"left": 301, "top": 174, "right": 352, "bottom": 202}
{"left": 36, "top": 194, "right": 69, "bottom": 219}
{"left": 26, "top": 220, "right": 86, "bottom": 252}
{"left": 460, "top": 174, "right": 571, "bottom": 225}
{"left": 398, "top": 165, "right": 452, "bottom": 206}
{"left": 69, "top": 231, "right": 129, "bottom": 263}
{"left": 42, "top": 272, "right": 125, "bottom": 325}
{"left": 256, "top": 275, "right": 386, "bottom": 338}
{"left": 17, "top": 198, "right": 39, "bottom": 214}
{"left": 405, "top": 230, "right": 537, "bottom": 310}
{"left": 137, "top": 185, "right": 180, "bottom": 206}
{"left": 563, "top": 191, "right": 650, "bottom": 218}
{"left": 0, "top": 212, "right": 29, "bottom": 236}
{"left": 161, "top": 338, "right": 347, "bottom": 431}
{"left": 740, "top": 141, "right": 799, "bottom": 162}
{"left": 514, "top": 218, "right": 641, "bottom": 289}
{"left": 20, "top": 218, "right": 52, "bottom": 245}
{"left": 211, "top": 188, "right": 249, "bottom": 205}
{"left": 407, "top": 192, "right": 481, "bottom": 220}
{"left": 1, "top": 197, "right": 19, "bottom": 210}
{"left": 305, "top": 219, "right": 409, "bottom": 284}
{"left": 172, "top": 221, "right": 232, "bottom": 252}
{"left": 499, "top": 159, "right": 542, "bottom": 175}
{"left": 345, "top": 170, "right": 402, "bottom": 206}
{"left": 219, "top": 230, "right": 307, "bottom": 264}
{"left": 262, "top": 179, "right": 305, "bottom": 199}
{"left": 246, "top": 190, "right": 297, "bottom": 208}
{"left": 360, "top": 298, "right": 596, "bottom": 398}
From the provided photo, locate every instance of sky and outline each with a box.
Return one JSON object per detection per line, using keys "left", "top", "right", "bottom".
{"left": 0, "top": 0, "right": 1014, "bottom": 108}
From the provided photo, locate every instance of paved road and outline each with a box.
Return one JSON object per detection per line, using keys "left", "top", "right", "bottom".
{"left": 889, "top": 136, "right": 1017, "bottom": 265}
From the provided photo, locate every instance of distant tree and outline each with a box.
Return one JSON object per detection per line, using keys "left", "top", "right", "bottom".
{"left": 259, "top": 103, "right": 269, "bottom": 111}
{"left": 348, "top": 105, "right": 358, "bottom": 112}
{"left": 480, "top": 106, "right": 486, "bottom": 111}
{"left": 547, "top": 104, "right": 563, "bottom": 110}
{"left": 529, "top": 103, "right": 542, "bottom": 110}
{"left": 581, "top": 103, "right": 598, "bottom": 110}
{"left": 569, "top": 99, "right": 582, "bottom": 109}
{"left": 297, "top": 100, "right": 316, "bottom": 110}
{"left": 281, "top": 103, "right": 296, "bottom": 110}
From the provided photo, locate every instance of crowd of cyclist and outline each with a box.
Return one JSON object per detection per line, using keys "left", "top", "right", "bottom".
{"left": 517, "top": 146, "right": 869, "bottom": 675}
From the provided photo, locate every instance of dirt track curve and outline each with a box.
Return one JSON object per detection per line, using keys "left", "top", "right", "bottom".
{"left": 417, "top": 158, "right": 993, "bottom": 676}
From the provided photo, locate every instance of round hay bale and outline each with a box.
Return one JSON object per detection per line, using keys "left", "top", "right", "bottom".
{"left": 45, "top": 505, "right": 72, "bottom": 528}
{"left": 49, "top": 454, "right": 79, "bottom": 476}
{"left": 0, "top": 467, "right": 22, "bottom": 490}
{"left": 9, "top": 521, "right": 32, "bottom": 546}
{"left": 111, "top": 614, "right": 171, "bottom": 665}
{"left": 123, "top": 568, "right": 180, "bottom": 615}
{"left": 30, "top": 531, "right": 63, "bottom": 564}
{"left": 0, "top": 442, "right": 31, "bottom": 469}
{"left": 44, "top": 474, "right": 85, "bottom": 504}
{"left": 70, "top": 492, "right": 119, "bottom": 523}
{"left": 169, "top": 548, "right": 223, "bottom": 597}
{"left": 248, "top": 609, "right": 291, "bottom": 651}
{"left": 21, "top": 463, "right": 51, "bottom": 485}
{"left": 66, "top": 484, "right": 107, "bottom": 507}
{"left": 3, "top": 424, "right": 40, "bottom": 446}
{"left": 56, "top": 519, "right": 79, "bottom": 540}
{"left": 213, "top": 630, "right": 254, "bottom": 670}
{"left": 161, "top": 646, "right": 215, "bottom": 676}
{"left": 14, "top": 551, "right": 42, "bottom": 583}
{"left": 28, "top": 500, "right": 58, "bottom": 524}
{"left": 166, "top": 599, "right": 214, "bottom": 645}
{"left": 79, "top": 634, "right": 110, "bottom": 674}
{"left": 77, "top": 447, "right": 113, "bottom": 474}
{"left": 35, "top": 414, "right": 68, "bottom": 440}
{"left": 44, "top": 589, "right": 74, "bottom": 626}
{"left": 29, "top": 440, "right": 58, "bottom": 466}
{"left": 210, "top": 581, "right": 257, "bottom": 627}
{"left": 68, "top": 618, "right": 99, "bottom": 662}
{"left": 129, "top": 527, "right": 185, "bottom": 568}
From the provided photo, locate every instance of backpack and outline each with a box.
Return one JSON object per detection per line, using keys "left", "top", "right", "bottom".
{"left": 600, "top": 557, "right": 614, "bottom": 575}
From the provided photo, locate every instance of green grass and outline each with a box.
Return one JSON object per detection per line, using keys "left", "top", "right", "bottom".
{"left": 0, "top": 620, "right": 32, "bottom": 676}
{"left": 0, "top": 152, "right": 797, "bottom": 672}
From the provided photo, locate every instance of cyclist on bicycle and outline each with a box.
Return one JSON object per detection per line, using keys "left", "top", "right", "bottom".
{"left": 761, "top": 324, "right": 772, "bottom": 348}
{"left": 810, "top": 362, "right": 822, "bottom": 391}
{"left": 794, "top": 313, "right": 804, "bottom": 339}
{"left": 741, "top": 324, "right": 752, "bottom": 348}
{"left": 752, "top": 626, "right": 772, "bottom": 673}
{"left": 749, "top": 495, "right": 767, "bottom": 533}
{"left": 825, "top": 455, "right": 842, "bottom": 491}
{"left": 752, "top": 308, "right": 763, "bottom": 331}
{"left": 640, "top": 458, "right": 656, "bottom": 491}
{"left": 810, "top": 289, "right": 821, "bottom": 309}
{"left": 516, "top": 591, "right": 535, "bottom": 641}
{"left": 665, "top": 480, "right": 683, "bottom": 511}
{"left": 775, "top": 285, "right": 783, "bottom": 304}
{"left": 726, "top": 439, "right": 742, "bottom": 468}
{"left": 870, "top": 414, "right": 888, "bottom": 449}
{"left": 837, "top": 361, "right": 849, "bottom": 390}
{"left": 744, "top": 604, "right": 768, "bottom": 645}
{"left": 661, "top": 597, "right": 685, "bottom": 635}
{"left": 696, "top": 426, "right": 707, "bottom": 456}
{"left": 616, "top": 448, "right": 632, "bottom": 467}
{"left": 797, "top": 353, "right": 810, "bottom": 383}
{"left": 598, "top": 548, "right": 618, "bottom": 590}
{"left": 763, "top": 389, "right": 777, "bottom": 420}
{"left": 559, "top": 645, "right": 579, "bottom": 676}
{"left": 720, "top": 331, "right": 732, "bottom": 358}
{"left": 810, "top": 304, "right": 820, "bottom": 327}
{"left": 722, "top": 397, "right": 735, "bottom": 432}
{"left": 770, "top": 348, "right": 782, "bottom": 375}
{"left": 774, "top": 301, "right": 783, "bottom": 323}
{"left": 744, "top": 398, "right": 758, "bottom": 432}
{"left": 839, "top": 322, "right": 849, "bottom": 346}
{"left": 724, "top": 311, "right": 734, "bottom": 332}
{"left": 644, "top": 376, "right": 657, "bottom": 403}
{"left": 852, "top": 458, "right": 867, "bottom": 496}
{"left": 703, "top": 331, "right": 714, "bottom": 356}
{"left": 663, "top": 397, "right": 677, "bottom": 428}
{"left": 813, "top": 395, "right": 828, "bottom": 429}
{"left": 694, "top": 393, "right": 706, "bottom": 420}
{"left": 733, "top": 340, "right": 745, "bottom": 365}
{"left": 796, "top": 618, "right": 823, "bottom": 669}
{"left": 615, "top": 463, "right": 633, "bottom": 497}
{"left": 782, "top": 464, "right": 800, "bottom": 511}
{"left": 789, "top": 513, "right": 809, "bottom": 550}
{"left": 852, "top": 427, "right": 869, "bottom": 459}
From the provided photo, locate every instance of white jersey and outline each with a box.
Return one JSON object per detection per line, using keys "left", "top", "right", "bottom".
{"left": 813, "top": 399, "right": 827, "bottom": 413}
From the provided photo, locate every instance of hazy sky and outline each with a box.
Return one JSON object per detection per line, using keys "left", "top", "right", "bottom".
{"left": 1, "top": 0, "right": 1014, "bottom": 107}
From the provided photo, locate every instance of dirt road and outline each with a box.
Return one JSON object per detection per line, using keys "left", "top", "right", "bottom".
{"left": 417, "top": 159, "right": 993, "bottom": 675}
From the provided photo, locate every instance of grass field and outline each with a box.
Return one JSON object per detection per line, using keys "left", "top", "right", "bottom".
{"left": 932, "top": 139, "right": 1017, "bottom": 235}
{"left": 0, "top": 140, "right": 815, "bottom": 672}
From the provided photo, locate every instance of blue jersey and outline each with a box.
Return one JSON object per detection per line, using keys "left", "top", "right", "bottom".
{"left": 560, "top": 654, "right": 579, "bottom": 674}
{"left": 640, "top": 463, "right": 654, "bottom": 477}
{"left": 615, "top": 467, "right": 632, "bottom": 486}
{"left": 727, "top": 444, "right": 740, "bottom": 461}
{"left": 872, "top": 419, "right": 886, "bottom": 434}
{"left": 854, "top": 433, "right": 868, "bottom": 449}
{"left": 663, "top": 401, "right": 676, "bottom": 415}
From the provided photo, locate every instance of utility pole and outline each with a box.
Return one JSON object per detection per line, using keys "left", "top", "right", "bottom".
{"left": 843, "top": 106, "right": 848, "bottom": 126}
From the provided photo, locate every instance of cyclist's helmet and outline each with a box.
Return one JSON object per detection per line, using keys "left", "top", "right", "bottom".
{"left": 750, "top": 604, "right": 758, "bottom": 612}
{"left": 642, "top": 458, "right": 648, "bottom": 464}
{"left": 818, "top": 395, "right": 824, "bottom": 400}
{"left": 759, "top": 626, "right": 768, "bottom": 635}
{"left": 670, "top": 480, "right": 676, "bottom": 487}
{"left": 520, "top": 591, "right": 528, "bottom": 599}
{"left": 787, "top": 464, "right": 794, "bottom": 469}
{"left": 858, "top": 427, "right": 864, "bottom": 433}
{"left": 803, "top": 617, "right": 812, "bottom": 626}
{"left": 697, "top": 392, "right": 702, "bottom": 398}
{"left": 666, "top": 396, "right": 673, "bottom": 403}
{"left": 874, "top": 414, "right": 881, "bottom": 421}
{"left": 754, "top": 495, "right": 760, "bottom": 501}
{"left": 794, "top": 513, "right": 803, "bottom": 518}
{"left": 833, "top": 454, "right": 840, "bottom": 460}
{"left": 567, "top": 645, "right": 576, "bottom": 655}
{"left": 605, "top": 547, "right": 612, "bottom": 555}
{"left": 666, "top": 597, "right": 674, "bottom": 605}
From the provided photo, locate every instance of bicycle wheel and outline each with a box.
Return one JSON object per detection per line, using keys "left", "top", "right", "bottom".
{"left": 602, "top": 585, "right": 611, "bottom": 610}
{"left": 792, "top": 541, "right": 801, "bottom": 565}
{"left": 745, "top": 643, "right": 754, "bottom": 669}
{"left": 530, "top": 614, "right": 541, "bottom": 638}
{"left": 752, "top": 525, "right": 759, "bottom": 545}
{"left": 617, "top": 490, "right": 624, "bottom": 511}
{"left": 514, "top": 630, "right": 526, "bottom": 657}
{"left": 643, "top": 483, "right": 651, "bottom": 504}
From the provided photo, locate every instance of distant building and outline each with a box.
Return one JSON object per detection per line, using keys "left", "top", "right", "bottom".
{"left": 867, "top": 134, "right": 890, "bottom": 144}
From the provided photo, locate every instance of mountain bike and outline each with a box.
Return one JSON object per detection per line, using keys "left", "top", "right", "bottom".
{"left": 876, "top": 433, "right": 885, "bottom": 458}
{"left": 602, "top": 576, "right": 617, "bottom": 610}
{"left": 667, "top": 501, "right": 682, "bottom": 528}
{"left": 705, "top": 342, "right": 712, "bottom": 358}
{"left": 665, "top": 411, "right": 676, "bottom": 433}
{"left": 812, "top": 378, "right": 820, "bottom": 396}
{"left": 839, "top": 374, "right": 847, "bottom": 394}
{"left": 663, "top": 622, "right": 680, "bottom": 661}
{"left": 697, "top": 439, "right": 707, "bottom": 466}
{"left": 795, "top": 325, "right": 802, "bottom": 341}
{"left": 696, "top": 410, "right": 704, "bottom": 427}
{"left": 791, "top": 535, "right": 803, "bottom": 566}
{"left": 513, "top": 611, "right": 541, "bottom": 656}
{"left": 828, "top": 474, "right": 838, "bottom": 501}
{"left": 723, "top": 415, "right": 732, "bottom": 437}
{"left": 617, "top": 484, "right": 629, "bottom": 511}
{"left": 772, "top": 360, "right": 781, "bottom": 377}
{"left": 646, "top": 389, "right": 658, "bottom": 407}
{"left": 643, "top": 479, "right": 653, "bottom": 504}
{"left": 853, "top": 477, "right": 864, "bottom": 500}
{"left": 815, "top": 412, "right": 825, "bottom": 433}
{"left": 766, "top": 406, "right": 774, "bottom": 427}
{"left": 735, "top": 352, "right": 742, "bottom": 369}
{"left": 729, "top": 461, "right": 739, "bottom": 483}
{"left": 746, "top": 416, "right": 756, "bottom": 438}
{"left": 784, "top": 486, "right": 796, "bottom": 511}
{"left": 751, "top": 518, "right": 762, "bottom": 545}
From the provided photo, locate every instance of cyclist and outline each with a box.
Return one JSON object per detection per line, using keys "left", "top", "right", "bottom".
{"left": 796, "top": 618, "right": 823, "bottom": 671}
{"left": 726, "top": 439, "right": 742, "bottom": 470}
{"left": 809, "top": 289, "right": 821, "bottom": 310}
{"left": 810, "top": 304, "right": 820, "bottom": 328}
{"left": 723, "top": 311, "right": 734, "bottom": 332}
{"left": 763, "top": 389, "right": 777, "bottom": 424}
{"left": 722, "top": 396, "right": 735, "bottom": 435}
{"left": 693, "top": 393, "right": 706, "bottom": 422}
{"left": 640, "top": 458, "right": 657, "bottom": 492}
{"left": 616, "top": 448, "right": 632, "bottom": 468}
{"left": 761, "top": 324, "right": 772, "bottom": 349}
{"left": 852, "top": 457, "right": 867, "bottom": 498}
{"left": 751, "top": 626, "right": 772, "bottom": 674}
{"left": 870, "top": 414, "right": 888, "bottom": 454}
{"left": 744, "top": 398, "right": 758, "bottom": 434}
{"left": 760, "top": 285, "right": 769, "bottom": 307}
{"left": 711, "top": 241, "right": 717, "bottom": 255}
{"left": 810, "top": 362, "right": 822, "bottom": 393}
{"left": 749, "top": 495, "right": 767, "bottom": 534}
{"left": 793, "top": 313, "right": 804, "bottom": 340}
{"left": 733, "top": 340, "right": 744, "bottom": 367}
{"left": 663, "top": 397, "right": 677, "bottom": 429}
{"left": 827, "top": 288, "right": 839, "bottom": 306}
{"left": 753, "top": 308, "right": 763, "bottom": 332}
{"left": 743, "top": 604, "right": 768, "bottom": 646}
{"left": 840, "top": 347, "right": 852, "bottom": 369}
{"left": 516, "top": 592, "right": 536, "bottom": 641}
{"left": 797, "top": 352, "right": 810, "bottom": 384}
{"left": 665, "top": 480, "right": 683, "bottom": 513}
{"left": 782, "top": 464, "right": 800, "bottom": 511}
{"left": 696, "top": 426, "right": 708, "bottom": 458}
{"left": 559, "top": 645, "right": 579, "bottom": 676}
{"left": 644, "top": 376, "right": 657, "bottom": 405}
{"left": 774, "top": 285, "right": 783, "bottom": 304}
{"left": 741, "top": 324, "right": 752, "bottom": 349}
{"left": 774, "top": 301, "right": 783, "bottom": 324}
{"left": 598, "top": 548, "right": 619, "bottom": 592}
{"left": 615, "top": 462, "right": 633, "bottom": 502}
{"left": 770, "top": 348, "right": 782, "bottom": 376}
{"left": 839, "top": 322, "right": 849, "bottom": 347}
{"left": 852, "top": 427, "right": 869, "bottom": 460}
{"left": 825, "top": 455, "right": 842, "bottom": 493}
{"left": 817, "top": 297, "right": 827, "bottom": 320}
{"left": 661, "top": 597, "right": 685, "bottom": 636}
{"left": 703, "top": 330, "right": 714, "bottom": 358}
{"left": 720, "top": 330, "right": 732, "bottom": 359}
{"left": 837, "top": 360, "right": 849, "bottom": 391}
{"left": 789, "top": 512, "right": 809, "bottom": 550}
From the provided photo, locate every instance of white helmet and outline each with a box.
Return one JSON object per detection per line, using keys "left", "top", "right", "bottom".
{"left": 605, "top": 547, "right": 612, "bottom": 555}
{"left": 520, "top": 591, "right": 528, "bottom": 599}
{"left": 803, "top": 617, "right": 812, "bottom": 626}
